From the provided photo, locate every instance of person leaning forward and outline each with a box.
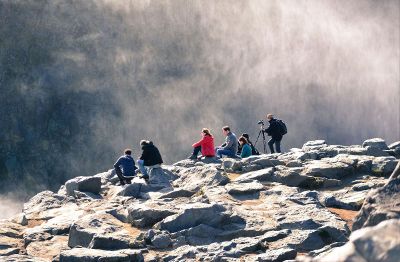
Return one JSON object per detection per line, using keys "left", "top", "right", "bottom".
{"left": 137, "top": 140, "right": 163, "bottom": 180}
{"left": 113, "top": 148, "right": 137, "bottom": 185}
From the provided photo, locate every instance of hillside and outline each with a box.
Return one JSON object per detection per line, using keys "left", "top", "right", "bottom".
{"left": 1, "top": 138, "right": 399, "bottom": 261}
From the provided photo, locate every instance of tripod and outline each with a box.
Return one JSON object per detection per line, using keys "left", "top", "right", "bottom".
{"left": 254, "top": 124, "right": 267, "bottom": 154}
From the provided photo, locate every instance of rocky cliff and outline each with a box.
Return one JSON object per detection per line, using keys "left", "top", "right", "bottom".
{"left": 1, "top": 138, "right": 399, "bottom": 262}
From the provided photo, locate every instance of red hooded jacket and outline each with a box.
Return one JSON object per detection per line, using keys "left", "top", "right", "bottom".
{"left": 192, "top": 135, "right": 215, "bottom": 157}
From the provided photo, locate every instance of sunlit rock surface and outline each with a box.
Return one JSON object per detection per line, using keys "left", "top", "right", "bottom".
{"left": 1, "top": 139, "right": 399, "bottom": 261}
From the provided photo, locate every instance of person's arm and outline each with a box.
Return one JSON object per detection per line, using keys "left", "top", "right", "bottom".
{"left": 192, "top": 137, "right": 205, "bottom": 148}
{"left": 223, "top": 136, "right": 234, "bottom": 150}
{"left": 113, "top": 157, "right": 122, "bottom": 168}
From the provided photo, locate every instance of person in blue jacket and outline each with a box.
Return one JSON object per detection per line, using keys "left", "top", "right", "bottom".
{"left": 114, "top": 148, "right": 137, "bottom": 185}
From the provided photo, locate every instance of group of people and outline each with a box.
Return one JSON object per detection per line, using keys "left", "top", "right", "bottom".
{"left": 188, "top": 114, "right": 283, "bottom": 160}
{"left": 113, "top": 114, "right": 285, "bottom": 185}
{"left": 113, "top": 140, "right": 163, "bottom": 185}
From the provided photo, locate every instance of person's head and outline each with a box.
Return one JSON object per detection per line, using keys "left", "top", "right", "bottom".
{"left": 124, "top": 148, "right": 132, "bottom": 155}
{"left": 241, "top": 133, "right": 250, "bottom": 140}
{"left": 239, "top": 136, "right": 248, "bottom": 145}
{"left": 222, "top": 126, "right": 231, "bottom": 136}
{"left": 202, "top": 128, "right": 212, "bottom": 137}
{"left": 140, "top": 140, "right": 149, "bottom": 146}
{"left": 266, "top": 114, "right": 274, "bottom": 121}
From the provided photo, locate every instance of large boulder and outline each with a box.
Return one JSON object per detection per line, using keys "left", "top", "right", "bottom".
{"left": 362, "top": 138, "right": 389, "bottom": 151}
{"left": 352, "top": 174, "right": 400, "bottom": 230}
{"left": 65, "top": 176, "right": 102, "bottom": 197}
{"left": 173, "top": 165, "right": 229, "bottom": 192}
{"left": 59, "top": 248, "right": 143, "bottom": 262}
{"left": 158, "top": 203, "right": 228, "bottom": 233}
{"left": 302, "top": 158, "right": 354, "bottom": 179}
{"left": 68, "top": 213, "right": 135, "bottom": 249}
{"left": 127, "top": 202, "right": 176, "bottom": 228}
{"left": 315, "top": 219, "right": 400, "bottom": 262}
{"left": 234, "top": 167, "right": 275, "bottom": 183}
{"left": 23, "top": 191, "right": 68, "bottom": 218}
{"left": 371, "top": 157, "right": 398, "bottom": 176}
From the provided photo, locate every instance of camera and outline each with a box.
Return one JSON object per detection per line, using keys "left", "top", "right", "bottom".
{"left": 257, "top": 120, "right": 264, "bottom": 125}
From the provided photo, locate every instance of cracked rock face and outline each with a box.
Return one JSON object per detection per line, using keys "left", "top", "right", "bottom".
{"left": 1, "top": 138, "right": 399, "bottom": 261}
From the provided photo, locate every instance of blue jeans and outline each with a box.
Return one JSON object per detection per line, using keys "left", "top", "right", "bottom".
{"left": 137, "top": 160, "right": 149, "bottom": 178}
{"left": 268, "top": 138, "right": 281, "bottom": 153}
{"left": 216, "top": 148, "right": 236, "bottom": 158}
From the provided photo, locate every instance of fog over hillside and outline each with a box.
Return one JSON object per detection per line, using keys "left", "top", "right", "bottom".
{"left": 0, "top": 0, "right": 399, "bottom": 211}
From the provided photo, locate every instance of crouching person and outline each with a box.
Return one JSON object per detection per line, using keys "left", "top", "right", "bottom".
{"left": 114, "top": 148, "right": 137, "bottom": 186}
{"left": 216, "top": 126, "right": 238, "bottom": 158}
{"left": 189, "top": 128, "right": 215, "bottom": 160}
{"left": 137, "top": 140, "right": 163, "bottom": 180}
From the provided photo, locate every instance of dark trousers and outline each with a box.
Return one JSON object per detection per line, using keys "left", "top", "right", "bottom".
{"left": 192, "top": 146, "right": 202, "bottom": 156}
{"left": 115, "top": 167, "right": 133, "bottom": 184}
{"left": 268, "top": 138, "right": 281, "bottom": 153}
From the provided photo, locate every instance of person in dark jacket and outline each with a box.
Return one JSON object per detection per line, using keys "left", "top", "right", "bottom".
{"left": 237, "top": 133, "right": 259, "bottom": 155}
{"left": 264, "top": 114, "right": 283, "bottom": 153}
{"left": 137, "top": 140, "right": 163, "bottom": 179}
{"left": 114, "top": 148, "right": 137, "bottom": 185}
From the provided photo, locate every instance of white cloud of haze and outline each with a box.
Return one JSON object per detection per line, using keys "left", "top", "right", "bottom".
{"left": 0, "top": 0, "right": 398, "bottom": 203}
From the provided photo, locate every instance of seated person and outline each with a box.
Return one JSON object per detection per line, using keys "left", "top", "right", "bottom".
{"left": 113, "top": 148, "right": 137, "bottom": 185}
{"left": 188, "top": 128, "right": 215, "bottom": 160}
{"left": 238, "top": 133, "right": 260, "bottom": 155}
{"left": 137, "top": 140, "right": 163, "bottom": 179}
{"left": 238, "top": 136, "right": 252, "bottom": 158}
{"left": 216, "top": 126, "right": 238, "bottom": 158}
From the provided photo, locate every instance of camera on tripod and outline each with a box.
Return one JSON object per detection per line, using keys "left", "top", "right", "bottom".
{"left": 254, "top": 120, "right": 267, "bottom": 153}
{"left": 257, "top": 120, "right": 264, "bottom": 125}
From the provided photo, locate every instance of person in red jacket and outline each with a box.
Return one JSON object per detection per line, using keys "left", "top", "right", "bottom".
{"left": 188, "top": 128, "right": 216, "bottom": 160}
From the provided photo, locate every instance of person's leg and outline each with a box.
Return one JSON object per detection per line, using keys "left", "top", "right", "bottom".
{"left": 137, "top": 160, "right": 149, "bottom": 179}
{"left": 268, "top": 138, "right": 275, "bottom": 154}
{"left": 115, "top": 167, "right": 125, "bottom": 185}
{"left": 217, "top": 149, "right": 234, "bottom": 158}
{"left": 275, "top": 140, "right": 281, "bottom": 153}
{"left": 189, "top": 146, "right": 201, "bottom": 159}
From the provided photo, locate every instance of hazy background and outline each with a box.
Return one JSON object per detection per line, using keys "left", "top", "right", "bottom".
{"left": 0, "top": 0, "right": 399, "bottom": 218}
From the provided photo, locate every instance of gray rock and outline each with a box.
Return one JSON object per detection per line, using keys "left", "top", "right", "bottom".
{"left": 148, "top": 167, "right": 177, "bottom": 185}
{"left": 252, "top": 248, "right": 297, "bottom": 262}
{"left": 10, "top": 213, "right": 28, "bottom": 226}
{"left": 151, "top": 232, "right": 172, "bottom": 249}
{"left": 173, "top": 165, "right": 229, "bottom": 192}
{"left": 324, "top": 191, "right": 367, "bottom": 210}
{"left": 234, "top": 167, "right": 275, "bottom": 183}
{"left": 371, "top": 157, "right": 398, "bottom": 176}
{"left": 362, "top": 138, "right": 389, "bottom": 150}
{"left": 68, "top": 213, "right": 133, "bottom": 249}
{"left": 23, "top": 190, "right": 68, "bottom": 218}
{"left": 109, "top": 178, "right": 146, "bottom": 198}
{"left": 59, "top": 248, "right": 144, "bottom": 262}
{"left": 225, "top": 181, "right": 264, "bottom": 194}
{"left": 302, "top": 140, "right": 327, "bottom": 151}
{"left": 315, "top": 219, "right": 400, "bottom": 262}
{"left": 127, "top": 202, "right": 176, "bottom": 228}
{"left": 302, "top": 158, "right": 353, "bottom": 179}
{"left": 65, "top": 176, "right": 101, "bottom": 196}
{"left": 353, "top": 176, "right": 400, "bottom": 230}
{"left": 158, "top": 203, "right": 227, "bottom": 233}
{"left": 158, "top": 188, "right": 195, "bottom": 199}
{"left": 1, "top": 254, "right": 48, "bottom": 262}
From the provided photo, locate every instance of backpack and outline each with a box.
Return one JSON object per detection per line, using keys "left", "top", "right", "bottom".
{"left": 276, "top": 119, "right": 287, "bottom": 135}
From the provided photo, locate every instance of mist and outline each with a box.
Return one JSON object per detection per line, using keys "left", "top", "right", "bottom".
{"left": 0, "top": 0, "right": 399, "bottom": 208}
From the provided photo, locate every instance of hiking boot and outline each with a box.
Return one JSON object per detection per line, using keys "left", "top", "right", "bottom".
{"left": 126, "top": 179, "right": 132, "bottom": 184}
{"left": 188, "top": 155, "right": 197, "bottom": 160}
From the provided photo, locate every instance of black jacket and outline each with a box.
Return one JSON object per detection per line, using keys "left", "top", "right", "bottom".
{"left": 264, "top": 118, "right": 283, "bottom": 140}
{"left": 140, "top": 141, "right": 163, "bottom": 166}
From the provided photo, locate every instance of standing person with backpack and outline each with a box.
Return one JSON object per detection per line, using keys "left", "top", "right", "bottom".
{"left": 264, "top": 114, "right": 287, "bottom": 153}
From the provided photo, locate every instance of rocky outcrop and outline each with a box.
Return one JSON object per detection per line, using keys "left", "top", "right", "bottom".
{"left": 1, "top": 138, "right": 398, "bottom": 261}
